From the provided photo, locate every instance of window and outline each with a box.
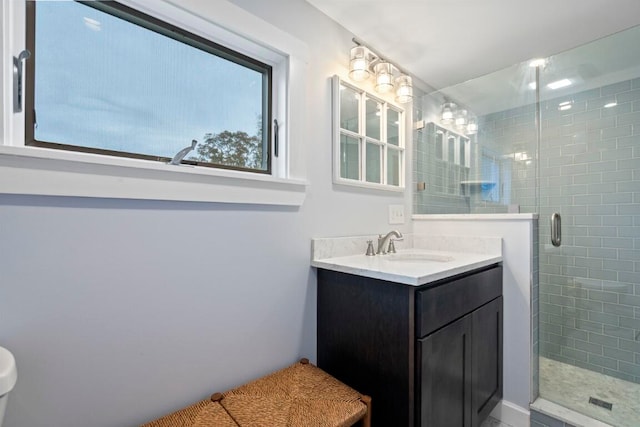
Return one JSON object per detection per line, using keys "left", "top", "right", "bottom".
{"left": 0, "top": 0, "right": 308, "bottom": 205}
{"left": 27, "top": 0, "right": 271, "bottom": 173}
{"left": 332, "top": 76, "right": 405, "bottom": 190}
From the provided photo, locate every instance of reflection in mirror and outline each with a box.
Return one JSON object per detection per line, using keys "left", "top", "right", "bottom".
{"left": 366, "top": 98, "right": 381, "bottom": 140}
{"left": 447, "top": 135, "right": 456, "bottom": 163}
{"left": 459, "top": 138, "right": 467, "bottom": 167}
{"left": 366, "top": 142, "right": 381, "bottom": 183}
{"left": 340, "top": 85, "right": 359, "bottom": 133}
{"left": 340, "top": 134, "right": 360, "bottom": 180}
{"left": 448, "top": 164, "right": 456, "bottom": 195}
{"left": 413, "top": 59, "right": 536, "bottom": 214}
{"left": 387, "top": 148, "right": 400, "bottom": 186}
{"left": 480, "top": 149, "right": 503, "bottom": 203}
{"left": 435, "top": 128, "right": 444, "bottom": 160}
{"left": 414, "top": 122, "right": 473, "bottom": 208}
{"left": 387, "top": 108, "right": 400, "bottom": 146}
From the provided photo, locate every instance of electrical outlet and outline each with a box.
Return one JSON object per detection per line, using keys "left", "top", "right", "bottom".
{"left": 388, "top": 204, "right": 405, "bottom": 224}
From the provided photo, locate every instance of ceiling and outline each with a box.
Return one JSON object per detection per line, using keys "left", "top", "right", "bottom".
{"left": 305, "top": 0, "right": 640, "bottom": 91}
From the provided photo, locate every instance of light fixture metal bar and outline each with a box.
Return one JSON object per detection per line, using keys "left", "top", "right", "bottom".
{"left": 351, "top": 37, "right": 410, "bottom": 76}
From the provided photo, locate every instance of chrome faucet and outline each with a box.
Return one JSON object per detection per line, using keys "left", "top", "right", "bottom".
{"left": 377, "top": 230, "right": 403, "bottom": 255}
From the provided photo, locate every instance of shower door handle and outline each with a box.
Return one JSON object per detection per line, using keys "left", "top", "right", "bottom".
{"left": 551, "top": 213, "right": 561, "bottom": 247}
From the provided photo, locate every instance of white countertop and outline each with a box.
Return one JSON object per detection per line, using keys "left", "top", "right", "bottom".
{"left": 412, "top": 213, "right": 538, "bottom": 221}
{"left": 311, "top": 234, "right": 503, "bottom": 286}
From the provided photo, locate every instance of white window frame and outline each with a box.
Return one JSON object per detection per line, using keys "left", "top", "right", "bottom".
{"left": 0, "top": 0, "right": 308, "bottom": 205}
{"left": 332, "top": 75, "right": 405, "bottom": 192}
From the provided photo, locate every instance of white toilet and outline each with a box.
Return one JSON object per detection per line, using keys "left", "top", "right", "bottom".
{"left": 0, "top": 347, "right": 17, "bottom": 427}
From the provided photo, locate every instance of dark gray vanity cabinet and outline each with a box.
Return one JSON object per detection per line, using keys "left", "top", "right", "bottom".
{"left": 418, "top": 295, "right": 503, "bottom": 427}
{"left": 317, "top": 264, "right": 502, "bottom": 427}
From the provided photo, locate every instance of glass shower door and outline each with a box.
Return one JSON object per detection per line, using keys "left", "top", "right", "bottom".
{"left": 536, "top": 25, "right": 640, "bottom": 426}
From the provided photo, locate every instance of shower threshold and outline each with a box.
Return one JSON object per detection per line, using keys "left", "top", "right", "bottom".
{"left": 532, "top": 398, "right": 613, "bottom": 427}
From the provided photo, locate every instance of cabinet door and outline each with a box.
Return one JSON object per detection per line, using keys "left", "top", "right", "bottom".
{"left": 418, "top": 314, "right": 472, "bottom": 427}
{"left": 471, "top": 296, "right": 503, "bottom": 426}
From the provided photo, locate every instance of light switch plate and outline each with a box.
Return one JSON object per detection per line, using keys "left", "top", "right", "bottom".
{"left": 388, "top": 204, "right": 405, "bottom": 224}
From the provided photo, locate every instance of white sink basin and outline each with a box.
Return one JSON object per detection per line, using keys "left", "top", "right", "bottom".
{"left": 386, "top": 252, "right": 454, "bottom": 263}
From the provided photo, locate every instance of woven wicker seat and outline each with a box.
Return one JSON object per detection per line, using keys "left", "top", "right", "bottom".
{"left": 142, "top": 359, "right": 371, "bottom": 427}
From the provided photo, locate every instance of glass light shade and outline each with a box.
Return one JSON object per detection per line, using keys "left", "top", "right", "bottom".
{"left": 349, "top": 46, "right": 371, "bottom": 81}
{"left": 374, "top": 62, "right": 394, "bottom": 93}
{"left": 466, "top": 119, "right": 478, "bottom": 135}
{"left": 395, "top": 75, "right": 413, "bottom": 103}
{"left": 441, "top": 103, "right": 455, "bottom": 124}
{"left": 455, "top": 109, "right": 468, "bottom": 128}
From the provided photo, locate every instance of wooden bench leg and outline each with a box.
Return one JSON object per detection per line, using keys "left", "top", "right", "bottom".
{"left": 359, "top": 395, "right": 371, "bottom": 427}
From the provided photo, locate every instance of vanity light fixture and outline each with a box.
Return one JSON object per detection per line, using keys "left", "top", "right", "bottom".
{"left": 374, "top": 62, "right": 394, "bottom": 93}
{"left": 347, "top": 39, "right": 413, "bottom": 103}
{"left": 349, "top": 46, "right": 371, "bottom": 81}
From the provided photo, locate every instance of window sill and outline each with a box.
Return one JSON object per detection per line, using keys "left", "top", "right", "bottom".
{"left": 0, "top": 146, "right": 307, "bottom": 206}
{"left": 333, "top": 176, "right": 405, "bottom": 193}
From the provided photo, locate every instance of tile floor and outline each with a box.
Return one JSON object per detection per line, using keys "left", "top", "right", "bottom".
{"left": 539, "top": 357, "right": 640, "bottom": 427}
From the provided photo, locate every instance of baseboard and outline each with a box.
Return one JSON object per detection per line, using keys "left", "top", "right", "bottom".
{"left": 490, "top": 400, "right": 530, "bottom": 427}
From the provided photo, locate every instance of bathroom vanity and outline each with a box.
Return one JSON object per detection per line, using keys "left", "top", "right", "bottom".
{"left": 312, "top": 236, "right": 503, "bottom": 427}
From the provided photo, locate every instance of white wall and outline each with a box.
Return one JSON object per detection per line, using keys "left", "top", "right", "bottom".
{"left": 413, "top": 215, "right": 535, "bottom": 426}
{"left": 0, "top": 1, "right": 413, "bottom": 426}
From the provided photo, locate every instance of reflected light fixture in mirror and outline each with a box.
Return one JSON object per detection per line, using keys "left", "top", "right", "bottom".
{"left": 466, "top": 118, "right": 478, "bottom": 135}
{"left": 441, "top": 102, "right": 455, "bottom": 125}
{"left": 349, "top": 46, "right": 371, "bottom": 81}
{"left": 455, "top": 109, "right": 468, "bottom": 130}
{"left": 441, "top": 102, "right": 478, "bottom": 136}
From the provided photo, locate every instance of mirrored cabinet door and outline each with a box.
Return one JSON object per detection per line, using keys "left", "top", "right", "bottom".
{"left": 340, "top": 86, "right": 359, "bottom": 133}
{"left": 366, "top": 142, "right": 382, "bottom": 183}
{"left": 366, "top": 97, "right": 382, "bottom": 140}
{"left": 340, "top": 134, "right": 360, "bottom": 180}
{"left": 387, "top": 108, "right": 400, "bottom": 146}
{"left": 387, "top": 148, "right": 401, "bottom": 186}
{"left": 332, "top": 75, "right": 405, "bottom": 190}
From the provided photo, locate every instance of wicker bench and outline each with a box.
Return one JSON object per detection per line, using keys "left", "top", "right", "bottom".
{"left": 142, "top": 358, "right": 371, "bottom": 427}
